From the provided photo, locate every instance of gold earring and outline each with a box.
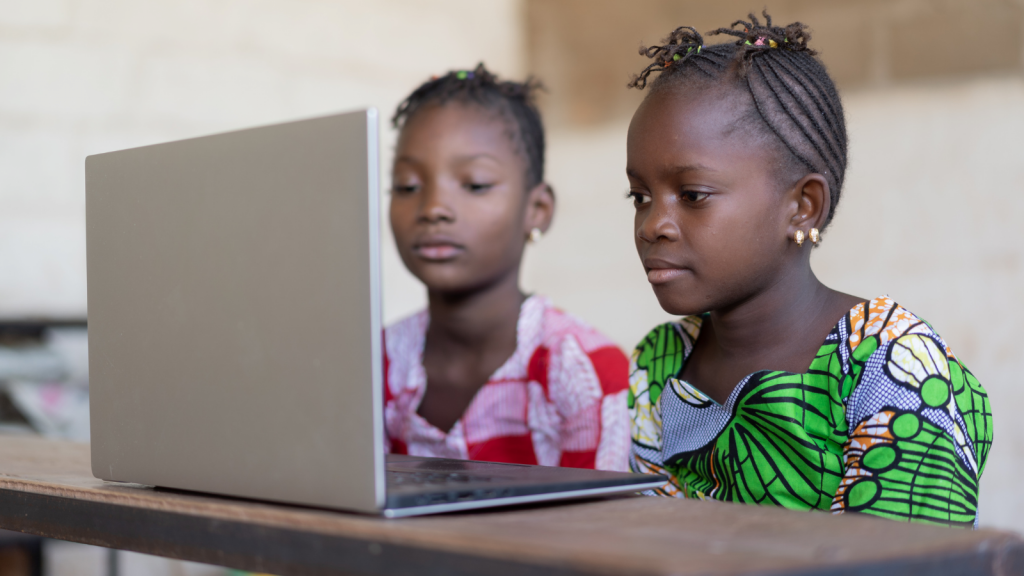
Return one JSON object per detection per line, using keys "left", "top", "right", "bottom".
{"left": 529, "top": 228, "right": 543, "bottom": 243}
{"left": 809, "top": 228, "right": 820, "bottom": 246}
{"left": 793, "top": 230, "right": 805, "bottom": 247}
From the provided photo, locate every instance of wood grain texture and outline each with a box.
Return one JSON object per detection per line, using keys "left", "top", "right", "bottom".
{"left": 0, "top": 436, "right": 1021, "bottom": 576}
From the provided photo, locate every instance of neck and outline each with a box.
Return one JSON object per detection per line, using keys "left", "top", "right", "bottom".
{"left": 425, "top": 270, "right": 525, "bottom": 352}
{"left": 706, "top": 262, "right": 835, "bottom": 358}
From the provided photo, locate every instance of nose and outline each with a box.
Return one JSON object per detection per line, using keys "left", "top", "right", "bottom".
{"left": 417, "top": 182, "right": 455, "bottom": 224}
{"left": 636, "top": 195, "right": 680, "bottom": 244}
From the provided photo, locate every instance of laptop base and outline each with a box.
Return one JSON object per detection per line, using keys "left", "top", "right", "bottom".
{"left": 383, "top": 454, "right": 666, "bottom": 518}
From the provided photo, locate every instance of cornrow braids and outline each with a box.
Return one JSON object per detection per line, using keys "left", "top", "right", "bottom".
{"left": 392, "top": 63, "right": 547, "bottom": 189}
{"left": 629, "top": 11, "right": 848, "bottom": 230}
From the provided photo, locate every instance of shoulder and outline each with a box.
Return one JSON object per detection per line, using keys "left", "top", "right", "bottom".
{"left": 533, "top": 296, "right": 621, "bottom": 355}
{"left": 844, "top": 296, "right": 960, "bottom": 366}
{"left": 844, "top": 296, "right": 989, "bottom": 433}
{"left": 846, "top": 296, "right": 927, "bottom": 347}
{"left": 528, "top": 296, "right": 628, "bottom": 395}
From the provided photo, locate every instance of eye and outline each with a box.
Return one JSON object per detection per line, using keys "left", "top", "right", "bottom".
{"left": 680, "top": 190, "right": 709, "bottom": 203}
{"left": 626, "top": 191, "right": 651, "bottom": 206}
{"left": 464, "top": 182, "right": 495, "bottom": 193}
{"left": 391, "top": 183, "right": 419, "bottom": 195}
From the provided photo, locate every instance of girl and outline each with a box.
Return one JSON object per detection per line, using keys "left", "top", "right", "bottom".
{"left": 624, "top": 13, "right": 992, "bottom": 526}
{"left": 384, "top": 64, "right": 630, "bottom": 471}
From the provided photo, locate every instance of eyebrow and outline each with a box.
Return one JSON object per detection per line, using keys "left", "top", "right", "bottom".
{"left": 453, "top": 153, "right": 502, "bottom": 165}
{"left": 626, "top": 163, "right": 717, "bottom": 179}
{"left": 672, "top": 163, "right": 717, "bottom": 174}
{"left": 394, "top": 153, "right": 501, "bottom": 166}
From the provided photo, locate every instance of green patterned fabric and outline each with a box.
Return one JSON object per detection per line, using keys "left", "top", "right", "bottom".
{"left": 628, "top": 296, "right": 992, "bottom": 527}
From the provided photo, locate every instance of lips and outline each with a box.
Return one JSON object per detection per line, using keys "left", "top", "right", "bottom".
{"left": 413, "top": 236, "right": 465, "bottom": 261}
{"left": 643, "top": 257, "right": 689, "bottom": 285}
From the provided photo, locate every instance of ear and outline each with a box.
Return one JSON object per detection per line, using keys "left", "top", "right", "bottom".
{"left": 524, "top": 182, "right": 556, "bottom": 236}
{"left": 785, "top": 173, "right": 831, "bottom": 237}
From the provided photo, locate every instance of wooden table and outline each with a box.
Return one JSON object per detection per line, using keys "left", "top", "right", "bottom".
{"left": 0, "top": 436, "right": 1020, "bottom": 576}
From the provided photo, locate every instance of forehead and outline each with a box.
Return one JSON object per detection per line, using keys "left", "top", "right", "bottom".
{"left": 626, "top": 83, "right": 774, "bottom": 174}
{"left": 397, "top": 102, "right": 518, "bottom": 158}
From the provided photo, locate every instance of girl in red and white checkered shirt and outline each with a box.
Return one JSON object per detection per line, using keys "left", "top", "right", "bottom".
{"left": 383, "top": 64, "right": 630, "bottom": 471}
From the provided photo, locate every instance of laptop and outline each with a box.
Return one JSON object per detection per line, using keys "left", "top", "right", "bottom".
{"left": 85, "top": 109, "right": 666, "bottom": 517}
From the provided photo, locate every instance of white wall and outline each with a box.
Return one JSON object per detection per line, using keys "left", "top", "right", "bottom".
{"left": 0, "top": 0, "right": 524, "bottom": 319}
{"left": 527, "top": 76, "right": 1024, "bottom": 532}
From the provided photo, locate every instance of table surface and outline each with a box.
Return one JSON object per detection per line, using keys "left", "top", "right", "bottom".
{"left": 0, "top": 436, "right": 1020, "bottom": 576}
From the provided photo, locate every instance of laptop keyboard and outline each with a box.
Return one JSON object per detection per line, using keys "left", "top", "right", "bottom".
{"left": 383, "top": 455, "right": 663, "bottom": 510}
{"left": 386, "top": 470, "right": 517, "bottom": 506}
{"left": 387, "top": 470, "right": 487, "bottom": 487}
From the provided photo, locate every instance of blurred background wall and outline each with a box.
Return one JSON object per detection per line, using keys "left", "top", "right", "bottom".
{"left": 0, "top": 0, "right": 1022, "bottom": 569}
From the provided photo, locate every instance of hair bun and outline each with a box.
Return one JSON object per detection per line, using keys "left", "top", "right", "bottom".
{"left": 629, "top": 26, "right": 705, "bottom": 89}
{"left": 709, "top": 10, "right": 815, "bottom": 60}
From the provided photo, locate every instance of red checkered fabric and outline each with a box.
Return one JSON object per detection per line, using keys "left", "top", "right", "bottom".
{"left": 383, "top": 295, "right": 630, "bottom": 471}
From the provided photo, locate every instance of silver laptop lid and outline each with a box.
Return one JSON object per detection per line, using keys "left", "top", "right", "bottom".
{"left": 86, "top": 109, "right": 384, "bottom": 513}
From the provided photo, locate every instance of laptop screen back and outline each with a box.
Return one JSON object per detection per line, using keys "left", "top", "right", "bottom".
{"left": 86, "top": 109, "right": 384, "bottom": 512}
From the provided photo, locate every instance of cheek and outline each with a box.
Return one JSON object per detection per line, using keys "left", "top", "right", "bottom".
{"left": 719, "top": 202, "right": 772, "bottom": 247}
{"left": 702, "top": 195, "right": 787, "bottom": 279}
{"left": 468, "top": 201, "right": 524, "bottom": 264}
{"left": 468, "top": 195, "right": 526, "bottom": 254}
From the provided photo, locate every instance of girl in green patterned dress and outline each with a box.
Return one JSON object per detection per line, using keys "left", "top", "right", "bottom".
{"left": 623, "top": 12, "right": 992, "bottom": 527}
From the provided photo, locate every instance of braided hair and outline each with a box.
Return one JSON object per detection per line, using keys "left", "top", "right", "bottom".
{"left": 392, "top": 63, "right": 547, "bottom": 189}
{"left": 629, "top": 12, "right": 848, "bottom": 229}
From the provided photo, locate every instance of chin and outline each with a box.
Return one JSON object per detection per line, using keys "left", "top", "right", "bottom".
{"left": 415, "top": 272, "right": 473, "bottom": 294}
{"left": 406, "top": 257, "right": 463, "bottom": 280}
{"left": 414, "top": 268, "right": 494, "bottom": 297}
{"left": 652, "top": 286, "right": 711, "bottom": 317}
